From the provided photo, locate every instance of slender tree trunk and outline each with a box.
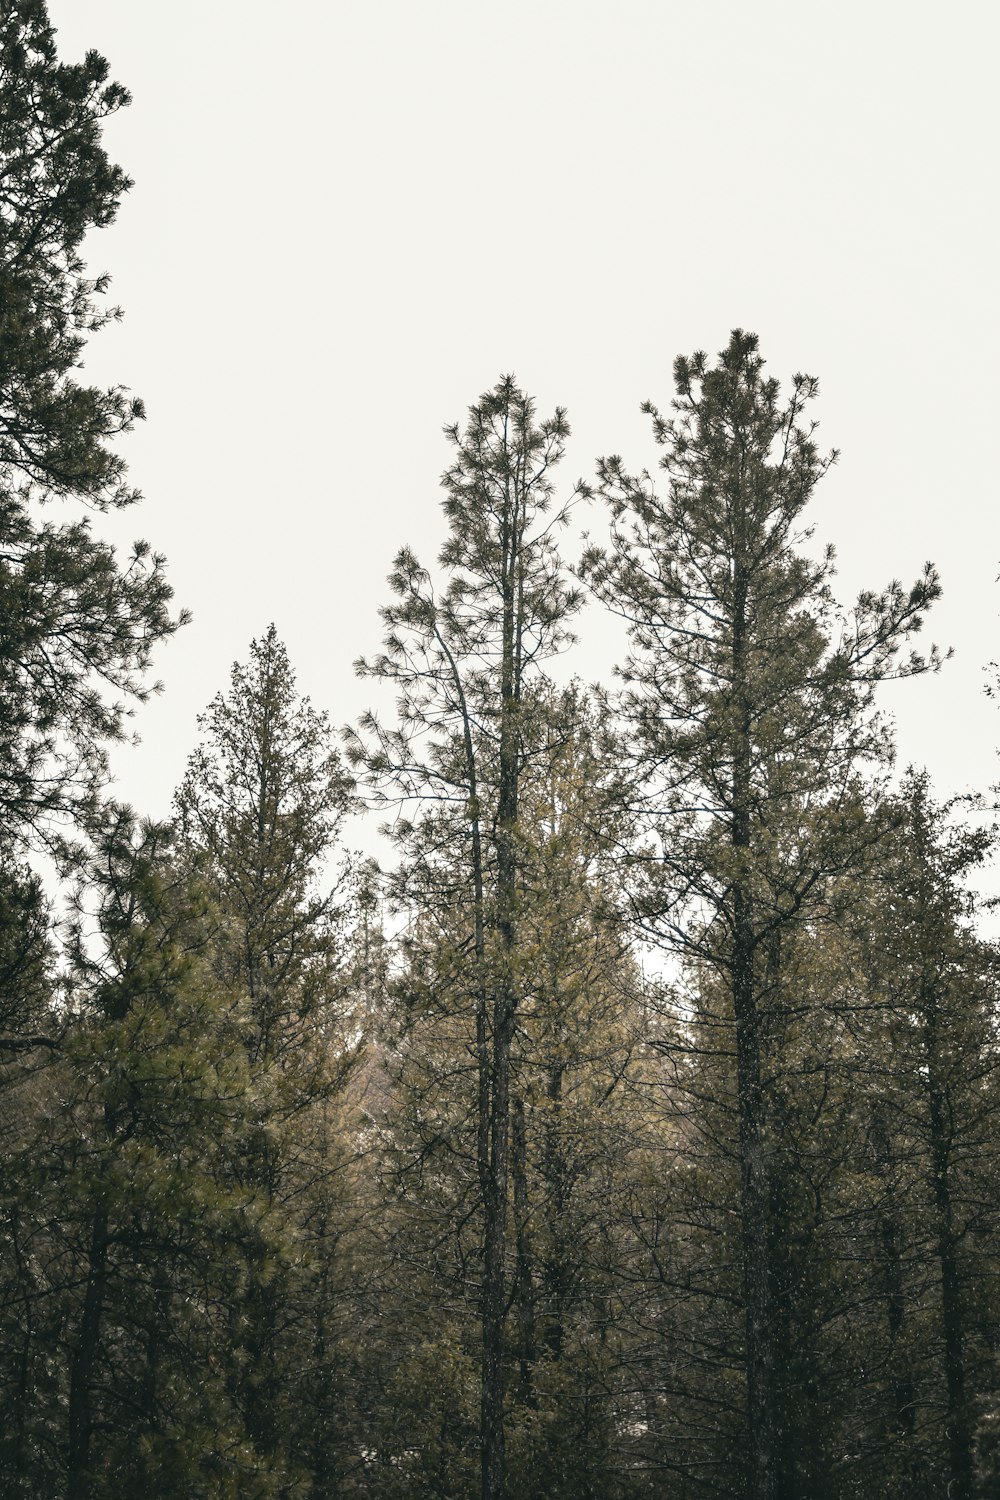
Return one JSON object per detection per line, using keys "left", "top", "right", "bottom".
{"left": 447, "top": 645, "right": 501, "bottom": 1500}
{"left": 731, "top": 576, "right": 775, "bottom": 1500}
{"left": 243, "top": 1129, "right": 281, "bottom": 1463}
{"left": 138, "top": 1273, "right": 171, "bottom": 1441}
{"left": 871, "top": 1110, "right": 916, "bottom": 1454}
{"left": 66, "top": 1208, "right": 109, "bottom": 1500}
{"left": 308, "top": 1293, "right": 337, "bottom": 1498}
{"left": 481, "top": 928, "right": 517, "bottom": 1500}
{"left": 480, "top": 1032, "right": 511, "bottom": 1500}
{"left": 451, "top": 669, "right": 504, "bottom": 1500}
{"left": 302, "top": 1178, "right": 338, "bottom": 1499}
{"left": 512, "top": 1094, "right": 536, "bottom": 1405}
{"left": 927, "top": 1055, "right": 973, "bottom": 1500}
{"left": 480, "top": 461, "right": 522, "bottom": 1500}
{"left": 542, "top": 1056, "right": 567, "bottom": 1362}
{"left": 733, "top": 911, "right": 774, "bottom": 1500}
{"left": 245, "top": 1271, "right": 279, "bottom": 1458}
{"left": 8, "top": 1206, "right": 34, "bottom": 1491}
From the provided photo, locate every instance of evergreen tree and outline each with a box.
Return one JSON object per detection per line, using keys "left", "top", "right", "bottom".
{"left": 0, "top": 863, "right": 57, "bottom": 1489}
{"left": 360, "top": 687, "right": 651, "bottom": 1500}
{"left": 0, "top": 810, "right": 256, "bottom": 1499}
{"left": 0, "top": 0, "right": 182, "bottom": 853}
{"left": 350, "top": 378, "right": 582, "bottom": 1500}
{"left": 62, "top": 813, "right": 255, "bottom": 1500}
{"left": 175, "top": 625, "right": 357, "bottom": 1489}
{"left": 582, "top": 331, "right": 941, "bottom": 1499}
{"left": 0, "top": 10, "right": 187, "bottom": 1487}
{"left": 502, "top": 688, "right": 649, "bottom": 1500}
{"left": 175, "top": 625, "right": 353, "bottom": 1069}
{"left": 0, "top": 862, "right": 53, "bottom": 1051}
{"left": 846, "top": 774, "right": 1000, "bottom": 1500}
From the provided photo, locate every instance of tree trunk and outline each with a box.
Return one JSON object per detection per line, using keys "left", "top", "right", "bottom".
{"left": 479, "top": 456, "right": 522, "bottom": 1500}
{"left": 66, "top": 1208, "right": 109, "bottom": 1500}
{"left": 542, "top": 1056, "right": 567, "bottom": 1362}
{"left": 733, "top": 915, "right": 774, "bottom": 1500}
{"left": 871, "top": 1111, "right": 916, "bottom": 1454}
{"left": 245, "top": 1270, "right": 279, "bottom": 1458}
{"left": 731, "top": 572, "right": 776, "bottom": 1500}
{"left": 480, "top": 1035, "right": 510, "bottom": 1500}
{"left": 7, "top": 1205, "right": 35, "bottom": 1493}
{"left": 512, "top": 1094, "right": 536, "bottom": 1405}
{"left": 927, "top": 1052, "right": 973, "bottom": 1500}
{"left": 243, "top": 1127, "right": 281, "bottom": 1463}
{"left": 138, "top": 1274, "right": 171, "bottom": 1444}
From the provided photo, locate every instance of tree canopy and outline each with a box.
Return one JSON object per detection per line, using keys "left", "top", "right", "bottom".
{"left": 2, "top": 11, "right": 1000, "bottom": 1500}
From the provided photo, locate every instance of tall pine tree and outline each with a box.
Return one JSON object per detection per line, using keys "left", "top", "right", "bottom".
{"left": 350, "top": 378, "right": 582, "bottom": 1500}
{"left": 582, "top": 331, "right": 941, "bottom": 1499}
{"left": 0, "top": 1, "right": 182, "bottom": 857}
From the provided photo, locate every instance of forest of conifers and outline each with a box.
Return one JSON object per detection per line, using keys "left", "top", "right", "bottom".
{"left": 3, "top": 7, "right": 1000, "bottom": 1499}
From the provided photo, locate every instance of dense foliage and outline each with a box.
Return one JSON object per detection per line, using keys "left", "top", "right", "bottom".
{"left": 2, "top": 9, "right": 999, "bottom": 1500}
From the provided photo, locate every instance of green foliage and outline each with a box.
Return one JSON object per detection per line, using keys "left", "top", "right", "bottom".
{"left": 0, "top": 2, "right": 184, "bottom": 854}
{"left": 2, "top": 32, "right": 1000, "bottom": 1492}
{"left": 1, "top": 0, "right": 136, "bottom": 503}
{"left": 351, "top": 378, "right": 589, "bottom": 1500}
{"left": 582, "top": 329, "right": 941, "bottom": 956}
{"left": 0, "top": 810, "right": 265, "bottom": 1496}
{"left": 175, "top": 624, "right": 353, "bottom": 1066}
{"left": 173, "top": 627, "right": 360, "bottom": 1492}
{"left": 580, "top": 332, "right": 950, "bottom": 1499}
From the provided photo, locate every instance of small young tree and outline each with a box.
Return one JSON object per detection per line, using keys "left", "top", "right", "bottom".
{"left": 174, "top": 626, "right": 356, "bottom": 1483}
{"left": 175, "top": 625, "right": 353, "bottom": 1068}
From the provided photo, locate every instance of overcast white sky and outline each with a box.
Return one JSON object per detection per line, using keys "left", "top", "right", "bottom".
{"left": 47, "top": 3, "right": 1000, "bottom": 869}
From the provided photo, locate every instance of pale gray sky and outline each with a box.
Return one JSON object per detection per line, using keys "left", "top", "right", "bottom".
{"left": 48, "top": 4, "right": 1000, "bottom": 857}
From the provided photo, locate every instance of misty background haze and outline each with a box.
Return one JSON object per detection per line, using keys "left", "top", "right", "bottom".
{"left": 48, "top": 2, "right": 1000, "bottom": 855}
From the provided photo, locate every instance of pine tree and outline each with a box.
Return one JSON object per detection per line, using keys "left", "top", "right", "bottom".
{"left": 46, "top": 811, "right": 253, "bottom": 1500}
{"left": 848, "top": 773, "right": 1000, "bottom": 1499}
{"left": 350, "top": 378, "right": 582, "bottom": 1500}
{"left": 582, "top": 331, "right": 941, "bottom": 1499}
{"left": 175, "top": 625, "right": 356, "bottom": 1487}
{"left": 0, "top": 862, "right": 57, "bottom": 1492}
{"left": 361, "top": 686, "right": 651, "bottom": 1500}
{"left": 0, "top": 2, "right": 183, "bottom": 853}
{"left": 502, "top": 687, "right": 649, "bottom": 1500}
{"left": 175, "top": 625, "right": 352, "bottom": 1069}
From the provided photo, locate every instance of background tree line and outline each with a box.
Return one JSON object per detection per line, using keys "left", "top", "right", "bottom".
{"left": 2, "top": 6, "right": 1000, "bottom": 1498}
